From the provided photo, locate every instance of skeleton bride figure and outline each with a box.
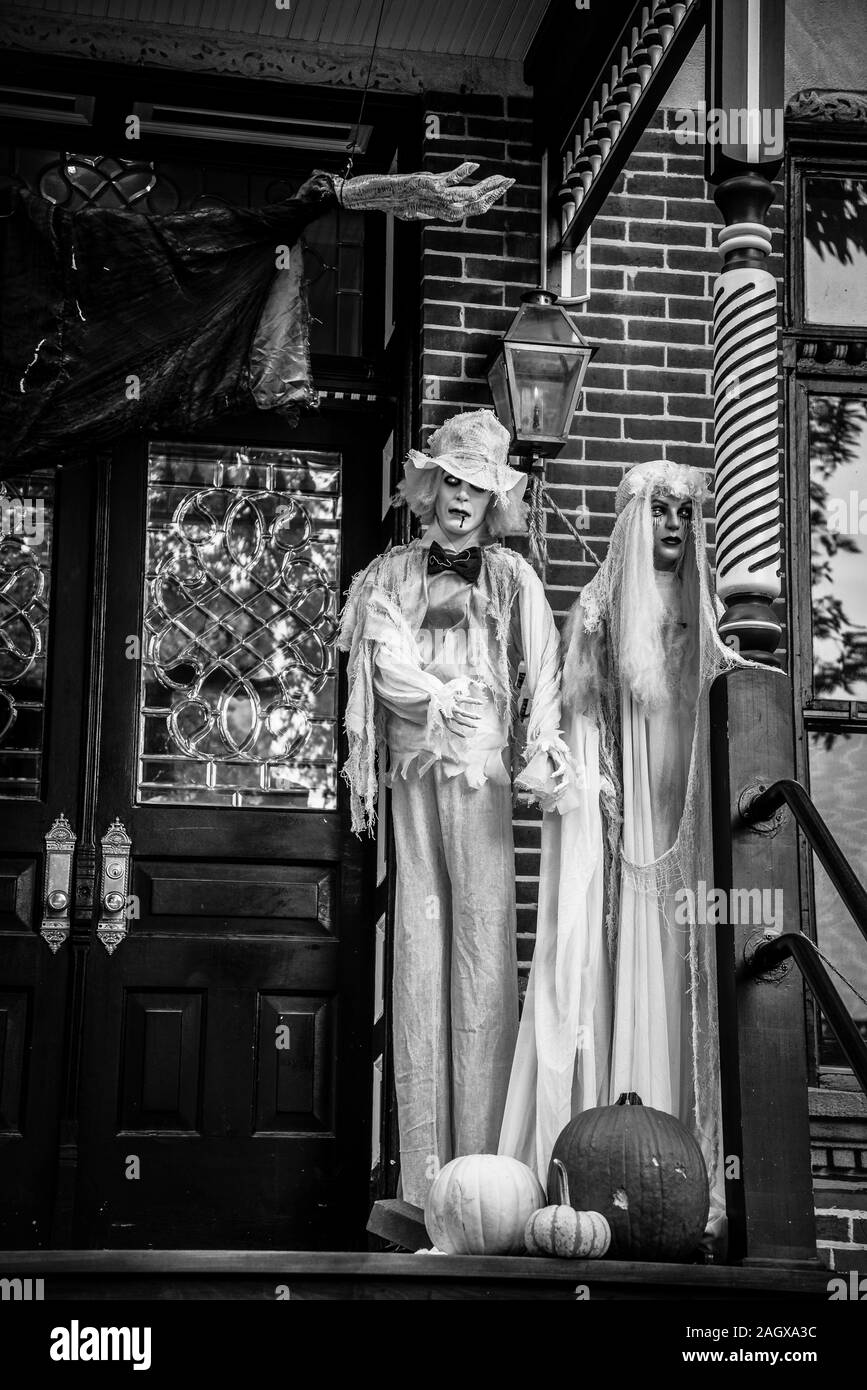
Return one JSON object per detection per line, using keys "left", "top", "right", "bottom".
{"left": 499, "top": 460, "right": 748, "bottom": 1245}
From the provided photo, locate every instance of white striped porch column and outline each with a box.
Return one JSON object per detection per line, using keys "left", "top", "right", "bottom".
{"left": 711, "top": 173, "right": 782, "bottom": 664}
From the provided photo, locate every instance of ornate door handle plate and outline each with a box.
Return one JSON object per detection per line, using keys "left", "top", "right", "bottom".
{"left": 97, "top": 818, "right": 132, "bottom": 954}
{"left": 41, "top": 813, "right": 77, "bottom": 953}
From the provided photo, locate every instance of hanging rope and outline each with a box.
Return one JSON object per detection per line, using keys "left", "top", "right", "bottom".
{"left": 526, "top": 473, "right": 603, "bottom": 579}
{"left": 343, "top": 0, "right": 388, "bottom": 179}
{"left": 526, "top": 472, "right": 548, "bottom": 576}
{"left": 812, "top": 940, "right": 867, "bottom": 1013}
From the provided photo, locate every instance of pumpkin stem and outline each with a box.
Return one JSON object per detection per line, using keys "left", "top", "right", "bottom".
{"left": 616, "top": 1092, "right": 643, "bottom": 1107}
{"left": 551, "top": 1157, "right": 571, "bottom": 1207}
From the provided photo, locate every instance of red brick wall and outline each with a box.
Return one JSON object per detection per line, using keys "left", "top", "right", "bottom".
{"left": 812, "top": 1100, "right": 867, "bottom": 1278}
{"left": 419, "top": 90, "right": 541, "bottom": 440}
{"left": 419, "top": 89, "right": 544, "bottom": 960}
{"left": 417, "top": 104, "right": 787, "bottom": 976}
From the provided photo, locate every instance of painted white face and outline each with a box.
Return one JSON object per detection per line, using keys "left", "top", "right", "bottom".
{"left": 651, "top": 492, "right": 693, "bottom": 571}
{"left": 434, "top": 472, "right": 492, "bottom": 545}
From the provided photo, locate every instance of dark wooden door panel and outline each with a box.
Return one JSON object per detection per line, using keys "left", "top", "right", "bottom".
{"left": 0, "top": 859, "right": 38, "bottom": 931}
{"left": 138, "top": 859, "right": 336, "bottom": 935}
{"left": 0, "top": 462, "right": 92, "bottom": 1247}
{"left": 74, "top": 934, "right": 349, "bottom": 1246}
{"left": 0, "top": 962, "right": 70, "bottom": 1244}
{"left": 133, "top": 812, "right": 342, "bottom": 861}
{"left": 71, "top": 418, "right": 381, "bottom": 1248}
{"left": 119, "top": 989, "right": 205, "bottom": 1133}
{"left": 0, "top": 989, "right": 29, "bottom": 1135}
{"left": 255, "top": 992, "right": 336, "bottom": 1134}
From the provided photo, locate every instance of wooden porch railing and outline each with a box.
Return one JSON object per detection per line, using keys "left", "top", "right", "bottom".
{"left": 740, "top": 778, "right": 867, "bottom": 1094}
{"left": 710, "top": 667, "right": 867, "bottom": 1268}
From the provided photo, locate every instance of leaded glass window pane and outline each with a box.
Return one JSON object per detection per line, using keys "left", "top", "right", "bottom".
{"left": 138, "top": 442, "right": 341, "bottom": 809}
{"left": 0, "top": 473, "right": 54, "bottom": 800}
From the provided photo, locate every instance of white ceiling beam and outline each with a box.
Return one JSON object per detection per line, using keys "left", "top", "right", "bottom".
{"left": 1, "top": 4, "right": 529, "bottom": 95}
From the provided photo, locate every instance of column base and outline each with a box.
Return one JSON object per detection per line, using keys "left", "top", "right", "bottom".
{"left": 717, "top": 594, "right": 782, "bottom": 667}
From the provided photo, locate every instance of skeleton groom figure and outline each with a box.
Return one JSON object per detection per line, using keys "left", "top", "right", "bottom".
{"left": 338, "top": 409, "right": 571, "bottom": 1207}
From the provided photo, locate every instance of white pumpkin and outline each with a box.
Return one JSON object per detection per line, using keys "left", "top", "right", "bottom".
{"left": 424, "top": 1154, "right": 545, "bottom": 1255}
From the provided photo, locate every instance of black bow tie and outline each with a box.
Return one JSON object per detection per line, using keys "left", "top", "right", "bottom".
{"left": 426, "top": 541, "right": 482, "bottom": 584}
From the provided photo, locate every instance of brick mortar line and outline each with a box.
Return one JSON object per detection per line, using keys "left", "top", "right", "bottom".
{"left": 422, "top": 226, "right": 525, "bottom": 237}
{"left": 428, "top": 286, "right": 717, "bottom": 303}
{"left": 420, "top": 373, "right": 712, "bottom": 388}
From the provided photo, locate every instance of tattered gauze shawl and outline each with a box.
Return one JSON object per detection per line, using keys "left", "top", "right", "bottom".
{"left": 337, "top": 539, "right": 526, "bottom": 834}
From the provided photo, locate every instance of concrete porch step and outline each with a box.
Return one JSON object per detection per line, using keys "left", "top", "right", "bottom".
{"left": 1, "top": 1247, "right": 832, "bottom": 1301}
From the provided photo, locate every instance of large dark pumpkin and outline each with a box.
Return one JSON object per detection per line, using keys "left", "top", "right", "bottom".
{"left": 547, "top": 1093, "right": 710, "bottom": 1262}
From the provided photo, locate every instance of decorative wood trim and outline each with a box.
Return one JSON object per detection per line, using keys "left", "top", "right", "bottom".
{"left": 793, "top": 338, "right": 867, "bottom": 373}
{"left": 0, "top": 8, "right": 524, "bottom": 97}
{"left": 317, "top": 389, "right": 388, "bottom": 404}
{"left": 48, "top": 455, "right": 101, "bottom": 1246}
{"left": 551, "top": 0, "right": 706, "bottom": 257}
{"left": 786, "top": 90, "right": 867, "bottom": 125}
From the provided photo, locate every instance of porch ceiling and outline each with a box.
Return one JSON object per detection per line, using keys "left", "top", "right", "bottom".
{"left": 4, "top": 0, "right": 550, "bottom": 61}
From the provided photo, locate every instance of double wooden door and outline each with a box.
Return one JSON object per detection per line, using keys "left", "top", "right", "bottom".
{"left": 0, "top": 409, "right": 382, "bottom": 1249}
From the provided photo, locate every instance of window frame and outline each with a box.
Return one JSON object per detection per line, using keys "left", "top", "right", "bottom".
{"left": 789, "top": 151, "right": 867, "bottom": 337}
{"left": 785, "top": 129, "right": 867, "bottom": 1085}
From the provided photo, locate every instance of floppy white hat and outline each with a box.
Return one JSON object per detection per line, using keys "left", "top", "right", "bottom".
{"left": 404, "top": 409, "right": 528, "bottom": 501}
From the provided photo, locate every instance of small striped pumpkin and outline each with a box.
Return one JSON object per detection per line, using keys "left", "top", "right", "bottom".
{"left": 524, "top": 1159, "right": 611, "bottom": 1259}
{"left": 424, "top": 1154, "right": 545, "bottom": 1256}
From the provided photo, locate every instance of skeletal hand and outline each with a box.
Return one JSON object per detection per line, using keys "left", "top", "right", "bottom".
{"left": 443, "top": 695, "right": 484, "bottom": 737}
{"left": 336, "top": 163, "right": 514, "bottom": 222}
{"left": 547, "top": 747, "right": 572, "bottom": 788}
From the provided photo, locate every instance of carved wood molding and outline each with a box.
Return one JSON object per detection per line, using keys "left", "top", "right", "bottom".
{"left": 0, "top": 6, "right": 523, "bottom": 97}
{"left": 793, "top": 337, "right": 867, "bottom": 372}
{"left": 552, "top": 0, "right": 705, "bottom": 254}
{"left": 786, "top": 90, "right": 867, "bottom": 124}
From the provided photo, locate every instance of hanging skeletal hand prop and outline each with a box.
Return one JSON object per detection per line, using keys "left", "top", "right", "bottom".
{"left": 329, "top": 162, "right": 514, "bottom": 221}
{"left": 1, "top": 159, "right": 514, "bottom": 470}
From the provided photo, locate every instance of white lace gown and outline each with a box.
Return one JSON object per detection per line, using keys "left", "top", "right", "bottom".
{"left": 611, "top": 569, "right": 696, "bottom": 1119}
{"left": 500, "top": 570, "right": 724, "bottom": 1236}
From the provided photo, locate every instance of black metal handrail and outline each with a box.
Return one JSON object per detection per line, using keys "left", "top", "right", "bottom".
{"left": 746, "top": 932, "right": 867, "bottom": 1094}
{"left": 741, "top": 777, "right": 867, "bottom": 947}
{"left": 740, "top": 777, "right": 867, "bottom": 1094}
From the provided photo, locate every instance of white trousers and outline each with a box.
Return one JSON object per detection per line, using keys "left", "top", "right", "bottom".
{"left": 390, "top": 763, "right": 519, "bottom": 1208}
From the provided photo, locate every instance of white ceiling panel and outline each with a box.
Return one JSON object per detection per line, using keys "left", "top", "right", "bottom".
{"left": 7, "top": 0, "right": 549, "bottom": 60}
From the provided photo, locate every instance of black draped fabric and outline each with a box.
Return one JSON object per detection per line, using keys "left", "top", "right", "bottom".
{"left": 0, "top": 172, "right": 336, "bottom": 476}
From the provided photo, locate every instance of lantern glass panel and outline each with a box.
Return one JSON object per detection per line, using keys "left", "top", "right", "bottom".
{"left": 509, "top": 303, "right": 580, "bottom": 346}
{"left": 487, "top": 354, "right": 511, "bottom": 430}
{"left": 507, "top": 347, "right": 587, "bottom": 440}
